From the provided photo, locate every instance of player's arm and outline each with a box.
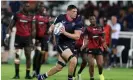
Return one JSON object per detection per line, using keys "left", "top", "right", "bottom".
{"left": 109, "top": 26, "right": 112, "bottom": 48}
{"left": 80, "top": 35, "right": 88, "bottom": 51}
{"left": 61, "top": 29, "right": 81, "bottom": 40}
{"left": 61, "top": 16, "right": 83, "bottom": 40}
{"left": 48, "top": 24, "right": 55, "bottom": 34}
{"left": 6, "top": 15, "right": 16, "bottom": 37}
{"left": 31, "top": 16, "right": 36, "bottom": 45}
{"left": 48, "top": 15, "right": 62, "bottom": 34}
{"left": 32, "top": 16, "right": 36, "bottom": 38}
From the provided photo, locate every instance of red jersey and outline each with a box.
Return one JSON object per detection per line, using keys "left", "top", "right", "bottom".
{"left": 85, "top": 25, "right": 104, "bottom": 49}
{"left": 75, "top": 28, "right": 84, "bottom": 48}
{"left": 75, "top": 35, "right": 83, "bottom": 48}
{"left": 103, "top": 24, "right": 111, "bottom": 46}
{"left": 15, "top": 12, "right": 33, "bottom": 36}
{"left": 34, "top": 14, "right": 49, "bottom": 37}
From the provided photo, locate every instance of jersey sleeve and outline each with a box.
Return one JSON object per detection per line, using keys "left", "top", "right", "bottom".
{"left": 53, "top": 14, "right": 63, "bottom": 25}
{"left": 74, "top": 16, "right": 83, "bottom": 30}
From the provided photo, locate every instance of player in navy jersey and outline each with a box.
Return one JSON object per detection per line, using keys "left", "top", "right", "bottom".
{"left": 32, "top": 3, "right": 50, "bottom": 77}
{"left": 38, "top": 5, "right": 83, "bottom": 80}
{"left": 5, "top": 2, "right": 34, "bottom": 79}
{"left": 81, "top": 15, "right": 105, "bottom": 80}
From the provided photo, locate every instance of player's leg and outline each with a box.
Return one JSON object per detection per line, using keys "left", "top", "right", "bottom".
{"left": 39, "top": 48, "right": 77, "bottom": 80}
{"left": 32, "top": 48, "right": 38, "bottom": 77}
{"left": 41, "top": 36, "right": 49, "bottom": 64}
{"left": 12, "top": 49, "right": 21, "bottom": 79}
{"left": 12, "top": 35, "right": 22, "bottom": 79}
{"left": 35, "top": 48, "right": 42, "bottom": 75}
{"left": 88, "top": 53, "right": 95, "bottom": 80}
{"left": 95, "top": 51, "right": 104, "bottom": 80}
{"left": 72, "top": 48, "right": 79, "bottom": 79}
{"left": 35, "top": 37, "right": 49, "bottom": 76}
{"left": 110, "top": 39, "right": 118, "bottom": 67}
{"left": 78, "top": 53, "right": 88, "bottom": 74}
{"left": 77, "top": 53, "right": 88, "bottom": 80}
{"left": 24, "top": 46, "right": 32, "bottom": 79}
{"left": 32, "top": 39, "right": 41, "bottom": 77}
{"left": 103, "top": 50, "right": 109, "bottom": 68}
{"left": 62, "top": 48, "right": 77, "bottom": 80}
{"left": 38, "top": 55, "right": 66, "bottom": 80}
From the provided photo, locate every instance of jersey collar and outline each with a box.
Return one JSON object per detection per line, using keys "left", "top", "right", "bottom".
{"left": 65, "top": 14, "right": 73, "bottom": 22}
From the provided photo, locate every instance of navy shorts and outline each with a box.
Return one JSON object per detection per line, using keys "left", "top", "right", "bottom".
{"left": 57, "top": 42, "right": 75, "bottom": 54}
{"left": 111, "top": 39, "right": 118, "bottom": 48}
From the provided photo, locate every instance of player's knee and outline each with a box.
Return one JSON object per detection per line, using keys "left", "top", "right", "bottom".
{"left": 97, "top": 63, "right": 103, "bottom": 68}
{"left": 25, "top": 54, "right": 31, "bottom": 60}
{"left": 89, "top": 62, "right": 94, "bottom": 68}
{"left": 69, "top": 57, "right": 77, "bottom": 66}
{"left": 55, "top": 65, "right": 63, "bottom": 72}
{"left": 82, "top": 61, "right": 87, "bottom": 66}
{"left": 14, "top": 58, "right": 20, "bottom": 64}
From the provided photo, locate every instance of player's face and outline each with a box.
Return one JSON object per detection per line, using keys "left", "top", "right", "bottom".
{"left": 40, "top": 7, "right": 47, "bottom": 14}
{"left": 24, "top": 3, "right": 30, "bottom": 11}
{"left": 90, "top": 16, "right": 96, "bottom": 25}
{"left": 69, "top": 9, "right": 77, "bottom": 19}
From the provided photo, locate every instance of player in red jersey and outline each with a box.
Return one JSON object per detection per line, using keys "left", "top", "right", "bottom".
{"left": 5, "top": 2, "right": 34, "bottom": 79}
{"left": 72, "top": 27, "right": 88, "bottom": 80}
{"left": 81, "top": 15, "right": 105, "bottom": 80}
{"left": 102, "top": 17, "right": 112, "bottom": 68}
{"left": 32, "top": 2, "right": 50, "bottom": 77}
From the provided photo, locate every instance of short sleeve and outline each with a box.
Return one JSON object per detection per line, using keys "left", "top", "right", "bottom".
{"left": 74, "top": 16, "right": 83, "bottom": 30}
{"left": 53, "top": 15, "right": 63, "bottom": 25}
{"left": 74, "top": 23, "right": 83, "bottom": 30}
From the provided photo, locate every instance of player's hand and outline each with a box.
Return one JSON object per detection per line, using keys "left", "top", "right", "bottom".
{"left": 80, "top": 46, "right": 84, "bottom": 51}
{"left": 4, "top": 34, "right": 10, "bottom": 46}
{"left": 48, "top": 24, "right": 54, "bottom": 34}
{"left": 103, "top": 42, "right": 107, "bottom": 49}
{"left": 60, "top": 27, "right": 66, "bottom": 34}
{"left": 31, "top": 39, "right": 36, "bottom": 51}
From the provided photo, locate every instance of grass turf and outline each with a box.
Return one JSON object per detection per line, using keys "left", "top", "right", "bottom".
{"left": 1, "top": 64, "right": 133, "bottom": 80}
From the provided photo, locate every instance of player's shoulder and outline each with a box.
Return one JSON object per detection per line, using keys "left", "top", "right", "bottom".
{"left": 15, "top": 11, "right": 21, "bottom": 15}
{"left": 75, "top": 15, "right": 82, "bottom": 22}
{"left": 57, "top": 14, "right": 65, "bottom": 19}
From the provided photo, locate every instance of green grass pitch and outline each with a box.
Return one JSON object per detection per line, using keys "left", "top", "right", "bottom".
{"left": 1, "top": 64, "right": 133, "bottom": 80}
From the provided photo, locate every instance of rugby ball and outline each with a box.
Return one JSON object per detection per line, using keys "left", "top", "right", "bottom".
{"left": 53, "top": 22, "right": 64, "bottom": 35}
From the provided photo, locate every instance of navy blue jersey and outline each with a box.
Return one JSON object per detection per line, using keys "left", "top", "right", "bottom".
{"left": 54, "top": 14, "right": 83, "bottom": 44}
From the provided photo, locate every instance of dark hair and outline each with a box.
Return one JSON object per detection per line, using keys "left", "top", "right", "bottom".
{"left": 89, "top": 14, "right": 95, "bottom": 19}
{"left": 67, "top": 5, "right": 77, "bottom": 11}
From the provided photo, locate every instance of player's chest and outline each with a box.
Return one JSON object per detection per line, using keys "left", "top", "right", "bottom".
{"left": 17, "top": 14, "right": 32, "bottom": 23}
{"left": 36, "top": 15, "right": 48, "bottom": 24}
{"left": 88, "top": 27, "right": 102, "bottom": 35}
{"left": 61, "top": 20, "right": 76, "bottom": 32}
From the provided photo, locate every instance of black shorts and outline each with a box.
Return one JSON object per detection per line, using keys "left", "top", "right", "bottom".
{"left": 14, "top": 35, "right": 32, "bottom": 49}
{"left": 57, "top": 42, "right": 75, "bottom": 54}
{"left": 87, "top": 48, "right": 103, "bottom": 55}
{"left": 103, "top": 50, "right": 109, "bottom": 56}
{"left": 36, "top": 36, "right": 48, "bottom": 51}
{"left": 74, "top": 47, "right": 88, "bottom": 56}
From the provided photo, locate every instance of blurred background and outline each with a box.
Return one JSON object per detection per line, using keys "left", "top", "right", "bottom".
{"left": 1, "top": 0, "right": 133, "bottom": 68}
